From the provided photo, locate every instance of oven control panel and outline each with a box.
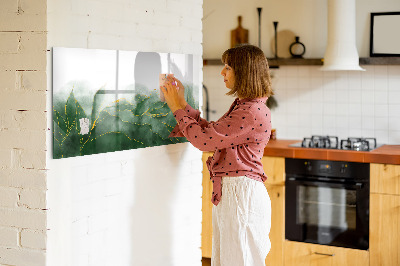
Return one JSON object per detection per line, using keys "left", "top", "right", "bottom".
{"left": 286, "top": 158, "right": 369, "bottom": 180}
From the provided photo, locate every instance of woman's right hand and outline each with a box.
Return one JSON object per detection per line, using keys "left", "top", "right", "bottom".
{"left": 170, "top": 77, "right": 187, "bottom": 108}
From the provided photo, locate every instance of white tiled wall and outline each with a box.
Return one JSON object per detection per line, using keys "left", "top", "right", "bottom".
{"left": 203, "top": 65, "right": 400, "bottom": 145}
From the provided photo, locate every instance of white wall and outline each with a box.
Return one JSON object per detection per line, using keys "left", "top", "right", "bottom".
{"left": 203, "top": 0, "right": 400, "bottom": 58}
{"left": 203, "top": 0, "right": 400, "bottom": 145}
{"left": 46, "top": 0, "right": 203, "bottom": 266}
{"left": 0, "top": 0, "right": 48, "bottom": 265}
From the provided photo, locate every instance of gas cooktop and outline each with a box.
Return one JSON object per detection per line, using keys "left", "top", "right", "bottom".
{"left": 289, "top": 135, "right": 383, "bottom": 151}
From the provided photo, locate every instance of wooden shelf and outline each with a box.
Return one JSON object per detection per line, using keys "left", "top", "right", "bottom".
{"left": 203, "top": 57, "right": 400, "bottom": 67}
{"left": 203, "top": 58, "right": 323, "bottom": 67}
{"left": 359, "top": 57, "right": 400, "bottom": 65}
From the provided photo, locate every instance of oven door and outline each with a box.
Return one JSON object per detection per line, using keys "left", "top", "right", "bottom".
{"left": 285, "top": 177, "right": 369, "bottom": 250}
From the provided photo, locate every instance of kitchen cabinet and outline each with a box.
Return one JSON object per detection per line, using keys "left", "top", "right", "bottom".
{"left": 202, "top": 152, "right": 213, "bottom": 258}
{"left": 284, "top": 241, "right": 369, "bottom": 266}
{"left": 201, "top": 154, "right": 286, "bottom": 266}
{"left": 370, "top": 163, "right": 400, "bottom": 266}
{"left": 370, "top": 163, "right": 400, "bottom": 195}
{"left": 261, "top": 156, "right": 285, "bottom": 266}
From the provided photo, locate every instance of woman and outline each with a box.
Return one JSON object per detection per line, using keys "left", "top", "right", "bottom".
{"left": 161, "top": 44, "right": 273, "bottom": 266}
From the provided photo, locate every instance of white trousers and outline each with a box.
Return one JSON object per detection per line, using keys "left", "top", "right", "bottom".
{"left": 212, "top": 176, "right": 272, "bottom": 266}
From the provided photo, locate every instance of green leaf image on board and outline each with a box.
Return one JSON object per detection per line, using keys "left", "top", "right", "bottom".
{"left": 52, "top": 47, "right": 200, "bottom": 159}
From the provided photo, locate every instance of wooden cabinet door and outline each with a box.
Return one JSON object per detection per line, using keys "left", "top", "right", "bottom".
{"left": 202, "top": 152, "right": 213, "bottom": 258}
{"left": 370, "top": 163, "right": 400, "bottom": 195}
{"left": 370, "top": 193, "right": 400, "bottom": 266}
{"left": 262, "top": 156, "right": 285, "bottom": 186}
{"left": 284, "top": 241, "right": 369, "bottom": 266}
{"left": 264, "top": 184, "right": 285, "bottom": 266}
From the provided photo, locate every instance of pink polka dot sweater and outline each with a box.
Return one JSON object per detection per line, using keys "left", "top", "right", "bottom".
{"left": 169, "top": 97, "right": 272, "bottom": 206}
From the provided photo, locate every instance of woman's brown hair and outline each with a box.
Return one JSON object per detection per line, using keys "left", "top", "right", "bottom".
{"left": 221, "top": 44, "right": 273, "bottom": 99}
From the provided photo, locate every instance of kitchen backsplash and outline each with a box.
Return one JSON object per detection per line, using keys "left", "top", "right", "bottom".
{"left": 203, "top": 65, "right": 400, "bottom": 144}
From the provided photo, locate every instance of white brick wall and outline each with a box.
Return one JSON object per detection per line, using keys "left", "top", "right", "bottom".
{"left": 0, "top": 0, "right": 48, "bottom": 265}
{"left": 46, "top": 1, "right": 203, "bottom": 266}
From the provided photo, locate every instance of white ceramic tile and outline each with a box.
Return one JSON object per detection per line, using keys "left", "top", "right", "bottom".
{"left": 374, "top": 90, "right": 388, "bottom": 104}
{"left": 298, "top": 77, "right": 311, "bottom": 89}
{"left": 273, "top": 67, "right": 286, "bottom": 77}
{"left": 362, "top": 65, "right": 375, "bottom": 74}
{"left": 298, "top": 67, "right": 311, "bottom": 78}
{"left": 375, "top": 104, "right": 389, "bottom": 117}
{"left": 323, "top": 115, "right": 336, "bottom": 129}
{"left": 388, "top": 116, "right": 400, "bottom": 131}
{"left": 310, "top": 77, "right": 324, "bottom": 90}
{"left": 311, "top": 87, "right": 323, "bottom": 101}
{"left": 348, "top": 70, "right": 362, "bottom": 80}
{"left": 310, "top": 67, "right": 324, "bottom": 77}
{"left": 322, "top": 70, "right": 335, "bottom": 78}
{"left": 388, "top": 65, "right": 400, "bottom": 76}
{"left": 361, "top": 128, "right": 375, "bottom": 138}
{"left": 348, "top": 103, "right": 362, "bottom": 116}
{"left": 388, "top": 91, "right": 400, "bottom": 104}
{"left": 311, "top": 102, "right": 324, "bottom": 113}
{"left": 336, "top": 90, "right": 349, "bottom": 103}
{"left": 297, "top": 102, "right": 312, "bottom": 115}
{"left": 361, "top": 90, "right": 375, "bottom": 104}
{"left": 335, "top": 72, "right": 349, "bottom": 90}
{"left": 336, "top": 115, "right": 348, "bottom": 128}
{"left": 273, "top": 76, "right": 287, "bottom": 90}
{"left": 323, "top": 103, "right": 336, "bottom": 115}
{"left": 389, "top": 104, "right": 400, "bottom": 117}
{"left": 362, "top": 116, "right": 375, "bottom": 130}
{"left": 287, "top": 113, "right": 300, "bottom": 127}
{"left": 374, "top": 65, "right": 388, "bottom": 77}
{"left": 361, "top": 75, "right": 374, "bottom": 91}
{"left": 374, "top": 77, "right": 388, "bottom": 91}
{"left": 374, "top": 130, "right": 389, "bottom": 144}
{"left": 336, "top": 128, "right": 349, "bottom": 140}
{"left": 323, "top": 87, "right": 336, "bottom": 103}
{"left": 374, "top": 117, "right": 389, "bottom": 131}
{"left": 348, "top": 75, "right": 362, "bottom": 91}
{"left": 336, "top": 103, "right": 349, "bottom": 116}
{"left": 388, "top": 76, "right": 400, "bottom": 91}
{"left": 323, "top": 127, "right": 337, "bottom": 136}
{"left": 348, "top": 90, "right": 362, "bottom": 103}
{"left": 285, "top": 66, "right": 298, "bottom": 77}
{"left": 311, "top": 127, "right": 324, "bottom": 136}
{"left": 388, "top": 131, "right": 400, "bottom": 144}
{"left": 286, "top": 77, "right": 299, "bottom": 89}
{"left": 349, "top": 128, "right": 362, "bottom": 137}
{"left": 311, "top": 114, "right": 324, "bottom": 128}
{"left": 348, "top": 116, "right": 362, "bottom": 129}
{"left": 361, "top": 104, "right": 375, "bottom": 116}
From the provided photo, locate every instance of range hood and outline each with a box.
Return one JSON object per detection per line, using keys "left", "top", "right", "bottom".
{"left": 320, "top": 0, "right": 365, "bottom": 71}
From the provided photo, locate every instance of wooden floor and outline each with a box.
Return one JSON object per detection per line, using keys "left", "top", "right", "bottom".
{"left": 202, "top": 257, "right": 211, "bottom": 266}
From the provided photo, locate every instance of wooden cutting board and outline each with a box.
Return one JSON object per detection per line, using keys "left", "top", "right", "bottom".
{"left": 231, "top": 16, "right": 249, "bottom": 48}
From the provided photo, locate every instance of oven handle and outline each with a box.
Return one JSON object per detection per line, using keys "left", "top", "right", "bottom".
{"left": 286, "top": 177, "right": 364, "bottom": 189}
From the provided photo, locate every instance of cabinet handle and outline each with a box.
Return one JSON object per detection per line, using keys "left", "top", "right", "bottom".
{"left": 314, "top": 252, "right": 335, "bottom": 257}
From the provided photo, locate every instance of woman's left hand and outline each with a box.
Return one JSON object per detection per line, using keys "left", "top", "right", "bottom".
{"left": 160, "top": 78, "right": 185, "bottom": 113}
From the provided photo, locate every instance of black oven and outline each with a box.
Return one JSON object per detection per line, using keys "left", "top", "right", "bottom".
{"left": 285, "top": 158, "right": 369, "bottom": 250}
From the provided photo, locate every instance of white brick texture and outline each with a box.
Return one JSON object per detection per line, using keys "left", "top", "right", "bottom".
{"left": 21, "top": 229, "right": 47, "bottom": 250}
{"left": 0, "top": 227, "right": 19, "bottom": 247}
{"left": 0, "top": 187, "right": 19, "bottom": 208}
{"left": 0, "top": 0, "right": 47, "bottom": 264}
{"left": 46, "top": 0, "right": 203, "bottom": 265}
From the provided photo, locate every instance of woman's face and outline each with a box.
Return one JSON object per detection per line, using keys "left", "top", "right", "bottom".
{"left": 220, "top": 64, "right": 235, "bottom": 89}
